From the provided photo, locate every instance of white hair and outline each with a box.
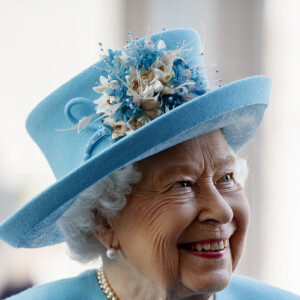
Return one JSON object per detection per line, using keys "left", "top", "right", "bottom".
{"left": 58, "top": 153, "right": 248, "bottom": 264}
{"left": 57, "top": 164, "right": 142, "bottom": 263}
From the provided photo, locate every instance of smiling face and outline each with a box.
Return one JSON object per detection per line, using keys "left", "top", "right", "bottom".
{"left": 105, "top": 130, "right": 250, "bottom": 299}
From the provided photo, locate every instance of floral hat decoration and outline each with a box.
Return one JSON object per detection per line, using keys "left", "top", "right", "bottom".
{"left": 0, "top": 28, "right": 271, "bottom": 248}
{"left": 63, "top": 28, "right": 210, "bottom": 161}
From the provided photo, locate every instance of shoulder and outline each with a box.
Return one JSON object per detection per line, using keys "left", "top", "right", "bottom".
{"left": 4, "top": 269, "right": 106, "bottom": 300}
{"left": 216, "top": 274, "right": 300, "bottom": 300}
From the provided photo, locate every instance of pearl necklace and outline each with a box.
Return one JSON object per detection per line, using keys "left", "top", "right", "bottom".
{"left": 97, "top": 267, "right": 119, "bottom": 300}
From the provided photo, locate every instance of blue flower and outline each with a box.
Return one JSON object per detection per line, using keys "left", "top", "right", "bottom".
{"left": 90, "top": 34, "right": 208, "bottom": 140}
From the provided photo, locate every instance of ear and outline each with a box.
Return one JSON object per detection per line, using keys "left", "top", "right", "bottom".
{"left": 93, "top": 210, "right": 119, "bottom": 249}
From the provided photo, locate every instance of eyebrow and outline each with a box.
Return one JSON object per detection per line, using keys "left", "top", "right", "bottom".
{"left": 155, "top": 154, "right": 237, "bottom": 180}
{"left": 215, "top": 154, "right": 237, "bottom": 169}
{"left": 152, "top": 165, "right": 199, "bottom": 187}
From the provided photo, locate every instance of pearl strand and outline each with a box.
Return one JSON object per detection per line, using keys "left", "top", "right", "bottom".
{"left": 97, "top": 267, "right": 119, "bottom": 300}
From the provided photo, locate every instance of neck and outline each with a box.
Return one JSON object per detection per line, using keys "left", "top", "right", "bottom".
{"left": 104, "top": 261, "right": 163, "bottom": 300}
{"left": 101, "top": 261, "right": 214, "bottom": 300}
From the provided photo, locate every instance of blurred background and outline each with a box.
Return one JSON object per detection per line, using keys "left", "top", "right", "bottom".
{"left": 0, "top": 0, "right": 299, "bottom": 297}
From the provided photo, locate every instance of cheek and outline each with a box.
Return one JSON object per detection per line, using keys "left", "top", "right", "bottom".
{"left": 115, "top": 192, "right": 195, "bottom": 286}
{"left": 225, "top": 190, "right": 250, "bottom": 270}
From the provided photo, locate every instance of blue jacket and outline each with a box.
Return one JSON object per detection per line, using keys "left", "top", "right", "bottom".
{"left": 5, "top": 270, "right": 300, "bottom": 299}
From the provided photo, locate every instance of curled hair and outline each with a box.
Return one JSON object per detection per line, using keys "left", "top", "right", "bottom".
{"left": 234, "top": 157, "right": 248, "bottom": 187}
{"left": 57, "top": 164, "right": 142, "bottom": 263}
{"left": 58, "top": 153, "right": 248, "bottom": 263}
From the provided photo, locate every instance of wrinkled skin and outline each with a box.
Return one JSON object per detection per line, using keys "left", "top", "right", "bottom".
{"left": 94, "top": 130, "right": 250, "bottom": 300}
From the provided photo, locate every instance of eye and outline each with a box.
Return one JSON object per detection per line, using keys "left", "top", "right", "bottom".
{"left": 171, "top": 181, "right": 192, "bottom": 189}
{"left": 215, "top": 173, "right": 235, "bottom": 185}
{"left": 223, "top": 174, "right": 232, "bottom": 182}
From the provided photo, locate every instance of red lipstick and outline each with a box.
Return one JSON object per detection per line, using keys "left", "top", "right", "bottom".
{"left": 183, "top": 247, "right": 228, "bottom": 259}
{"left": 179, "top": 238, "right": 230, "bottom": 259}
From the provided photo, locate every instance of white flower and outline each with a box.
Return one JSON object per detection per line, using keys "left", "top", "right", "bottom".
{"left": 156, "top": 39, "right": 166, "bottom": 51}
{"left": 125, "top": 60, "right": 174, "bottom": 104}
{"left": 111, "top": 120, "right": 133, "bottom": 139}
{"left": 106, "top": 115, "right": 151, "bottom": 139}
{"left": 128, "top": 115, "right": 150, "bottom": 130}
{"left": 93, "top": 76, "right": 119, "bottom": 94}
{"left": 93, "top": 95, "right": 120, "bottom": 114}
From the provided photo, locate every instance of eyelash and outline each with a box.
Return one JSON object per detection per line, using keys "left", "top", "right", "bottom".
{"left": 171, "top": 173, "right": 235, "bottom": 189}
{"left": 215, "top": 173, "right": 234, "bottom": 185}
{"left": 172, "top": 181, "right": 192, "bottom": 188}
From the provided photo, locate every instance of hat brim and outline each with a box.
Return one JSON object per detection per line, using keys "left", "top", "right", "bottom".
{"left": 0, "top": 75, "right": 271, "bottom": 248}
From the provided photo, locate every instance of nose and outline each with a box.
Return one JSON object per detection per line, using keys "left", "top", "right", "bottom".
{"left": 197, "top": 183, "right": 234, "bottom": 225}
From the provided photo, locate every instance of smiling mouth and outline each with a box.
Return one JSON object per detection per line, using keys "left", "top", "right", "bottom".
{"left": 180, "top": 239, "right": 229, "bottom": 252}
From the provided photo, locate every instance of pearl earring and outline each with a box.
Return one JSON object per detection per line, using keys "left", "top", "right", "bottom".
{"left": 106, "top": 247, "right": 116, "bottom": 259}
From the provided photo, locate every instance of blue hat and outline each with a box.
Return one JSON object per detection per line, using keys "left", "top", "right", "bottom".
{"left": 0, "top": 28, "right": 271, "bottom": 248}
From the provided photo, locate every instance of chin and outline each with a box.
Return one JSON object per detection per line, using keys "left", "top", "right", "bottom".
{"left": 177, "top": 247, "right": 234, "bottom": 295}
{"left": 178, "top": 269, "right": 232, "bottom": 298}
{"left": 196, "top": 272, "right": 231, "bottom": 293}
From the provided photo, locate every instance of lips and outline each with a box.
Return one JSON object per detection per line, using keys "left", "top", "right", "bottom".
{"left": 179, "top": 238, "right": 230, "bottom": 259}
{"left": 181, "top": 239, "right": 229, "bottom": 252}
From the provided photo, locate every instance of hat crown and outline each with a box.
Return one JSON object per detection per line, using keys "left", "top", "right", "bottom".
{"left": 26, "top": 29, "right": 206, "bottom": 180}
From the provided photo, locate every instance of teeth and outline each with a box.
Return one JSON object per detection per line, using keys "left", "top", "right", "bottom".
{"left": 210, "top": 243, "right": 218, "bottom": 251}
{"left": 203, "top": 243, "right": 211, "bottom": 250}
{"left": 218, "top": 241, "right": 224, "bottom": 249}
{"left": 196, "top": 244, "right": 203, "bottom": 251}
{"left": 185, "top": 239, "right": 230, "bottom": 252}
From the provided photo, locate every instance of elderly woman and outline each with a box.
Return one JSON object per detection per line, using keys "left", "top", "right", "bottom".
{"left": 0, "top": 28, "right": 298, "bottom": 300}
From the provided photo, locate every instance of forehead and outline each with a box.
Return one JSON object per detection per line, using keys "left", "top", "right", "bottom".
{"left": 138, "top": 130, "right": 236, "bottom": 175}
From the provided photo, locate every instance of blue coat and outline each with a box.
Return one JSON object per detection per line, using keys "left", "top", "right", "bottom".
{"left": 5, "top": 270, "right": 300, "bottom": 299}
